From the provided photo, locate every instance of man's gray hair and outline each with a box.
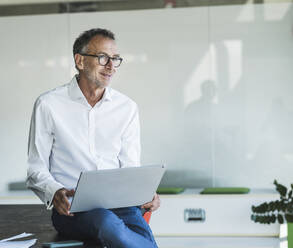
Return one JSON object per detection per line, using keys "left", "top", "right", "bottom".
{"left": 73, "top": 28, "right": 115, "bottom": 56}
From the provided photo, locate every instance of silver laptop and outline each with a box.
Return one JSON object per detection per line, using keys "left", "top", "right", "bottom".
{"left": 70, "top": 164, "right": 166, "bottom": 213}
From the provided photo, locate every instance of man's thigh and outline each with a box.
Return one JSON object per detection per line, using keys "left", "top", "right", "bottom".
{"left": 51, "top": 208, "right": 110, "bottom": 242}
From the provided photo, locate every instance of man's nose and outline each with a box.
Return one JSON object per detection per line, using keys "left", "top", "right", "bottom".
{"left": 106, "top": 59, "right": 115, "bottom": 70}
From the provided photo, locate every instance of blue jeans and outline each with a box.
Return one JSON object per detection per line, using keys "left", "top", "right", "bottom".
{"left": 51, "top": 206, "right": 158, "bottom": 248}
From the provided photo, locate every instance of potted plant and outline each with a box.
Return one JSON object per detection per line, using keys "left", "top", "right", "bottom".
{"left": 251, "top": 180, "right": 293, "bottom": 247}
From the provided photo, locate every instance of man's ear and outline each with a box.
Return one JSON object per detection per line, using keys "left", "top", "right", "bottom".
{"left": 74, "top": 53, "right": 84, "bottom": 71}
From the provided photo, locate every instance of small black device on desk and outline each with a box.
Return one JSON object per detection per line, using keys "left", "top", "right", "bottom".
{"left": 42, "top": 240, "right": 84, "bottom": 248}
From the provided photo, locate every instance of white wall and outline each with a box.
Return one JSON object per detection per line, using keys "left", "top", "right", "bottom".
{"left": 0, "top": 2, "right": 292, "bottom": 192}
{"left": 0, "top": 14, "right": 71, "bottom": 191}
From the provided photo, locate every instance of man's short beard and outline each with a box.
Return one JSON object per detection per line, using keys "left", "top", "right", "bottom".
{"left": 83, "top": 68, "right": 105, "bottom": 88}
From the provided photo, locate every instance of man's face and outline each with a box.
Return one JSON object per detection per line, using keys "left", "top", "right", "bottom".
{"left": 79, "top": 35, "right": 119, "bottom": 88}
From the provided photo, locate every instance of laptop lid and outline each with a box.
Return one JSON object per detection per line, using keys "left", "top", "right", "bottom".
{"left": 70, "top": 164, "right": 166, "bottom": 212}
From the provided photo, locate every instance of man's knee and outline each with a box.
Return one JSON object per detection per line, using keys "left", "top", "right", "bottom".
{"left": 88, "top": 208, "right": 113, "bottom": 228}
{"left": 90, "top": 209, "right": 128, "bottom": 246}
{"left": 87, "top": 208, "right": 120, "bottom": 233}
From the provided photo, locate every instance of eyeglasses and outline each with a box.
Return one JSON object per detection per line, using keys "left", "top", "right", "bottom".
{"left": 79, "top": 53, "right": 123, "bottom": 68}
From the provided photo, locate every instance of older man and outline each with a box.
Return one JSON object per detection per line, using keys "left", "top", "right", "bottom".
{"left": 27, "top": 28, "right": 160, "bottom": 248}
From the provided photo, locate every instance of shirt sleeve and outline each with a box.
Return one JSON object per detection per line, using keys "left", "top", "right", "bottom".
{"left": 26, "top": 98, "right": 64, "bottom": 209}
{"left": 118, "top": 104, "right": 141, "bottom": 168}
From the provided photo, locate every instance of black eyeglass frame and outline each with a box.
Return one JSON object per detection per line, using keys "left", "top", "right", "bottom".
{"left": 79, "top": 53, "right": 123, "bottom": 68}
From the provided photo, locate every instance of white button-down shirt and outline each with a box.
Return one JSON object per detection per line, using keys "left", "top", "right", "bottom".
{"left": 26, "top": 76, "right": 141, "bottom": 209}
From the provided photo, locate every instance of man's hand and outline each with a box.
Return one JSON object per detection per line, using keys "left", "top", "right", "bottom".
{"left": 53, "top": 188, "right": 75, "bottom": 216}
{"left": 141, "top": 193, "right": 160, "bottom": 212}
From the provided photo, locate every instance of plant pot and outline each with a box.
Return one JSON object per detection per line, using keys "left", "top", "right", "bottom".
{"left": 289, "top": 223, "right": 293, "bottom": 248}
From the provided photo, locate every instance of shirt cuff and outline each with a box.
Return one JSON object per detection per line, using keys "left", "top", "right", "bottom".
{"left": 45, "top": 181, "right": 64, "bottom": 210}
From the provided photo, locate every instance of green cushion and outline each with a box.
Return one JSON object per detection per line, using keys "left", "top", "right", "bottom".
{"left": 200, "top": 187, "right": 250, "bottom": 194}
{"left": 157, "top": 187, "right": 185, "bottom": 194}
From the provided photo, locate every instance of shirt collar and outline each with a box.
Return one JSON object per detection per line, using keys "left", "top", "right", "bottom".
{"left": 68, "top": 75, "right": 112, "bottom": 103}
{"left": 101, "top": 86, "right": 112, "bottom": 102}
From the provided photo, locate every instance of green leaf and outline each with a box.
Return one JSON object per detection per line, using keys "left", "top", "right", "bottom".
{"left": 274, "top": 180, "right": 287, "bottom": 197}
{"left": 287, "top": 202, "right": 293, "bottom": 212}
{"left": 275, "top": 200, "right": 281, "bottom": 211}
{"left": 267, "top": 214, "right": 275, "bottom": 224}
{"left": 277, "top": 214, "right": 284, "bottom": 224}
{"left": 252, "top": 215, "right": 272, "bottom": 224}
{"left": 268, "top": 202, "right": 274, "bottom": 211}
{"left": 277, "top": 200, "right": 285, "bottom": 212}
{"left": 285, "top": 214, "right": 293, "bottom": 223}
{"left": 253, "top": 202, "right": 269, "bottom": 213}
{"left": 271, "top": 215, "right": 276, "bottom": 223}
